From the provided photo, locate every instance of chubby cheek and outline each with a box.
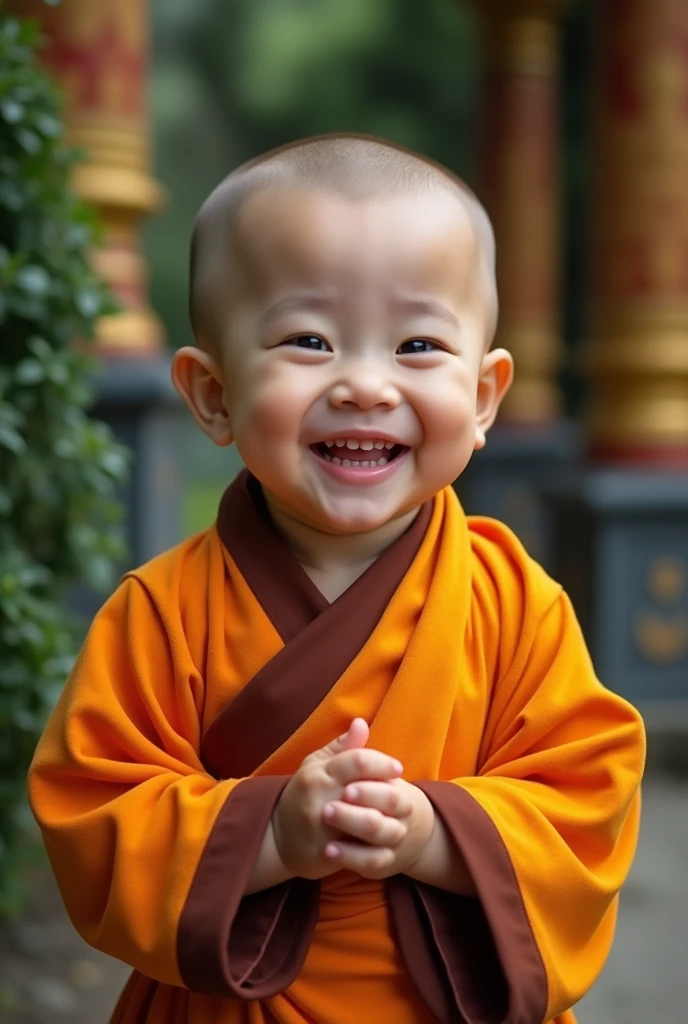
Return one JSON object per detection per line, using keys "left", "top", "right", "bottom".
{"left": 227, "top": 367, "right": 315, "bottom": 463}
{"left": 415, "top": 386, "right": 477, "bottom": 481}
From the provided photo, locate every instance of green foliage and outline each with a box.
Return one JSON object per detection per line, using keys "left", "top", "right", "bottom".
{"left": 0, "top": 10, "right": 129, "bottom": 912}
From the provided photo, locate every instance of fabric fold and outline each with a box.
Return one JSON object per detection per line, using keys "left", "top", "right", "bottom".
{"left": 178, "top": 775, "right": 320, "bottom": 999}
{"left": 391, "top": 780, "right": 547, "bottom": 1024}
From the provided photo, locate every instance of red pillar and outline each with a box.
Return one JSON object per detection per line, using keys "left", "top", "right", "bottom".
{"left": 587, "top": 0, "right": 688, "bottom": 466}
{"left": 478, "top": 0, "right": 565, "bottom": 424}
{"left": 13, "top": 0, "right": 165, "bottom": 355}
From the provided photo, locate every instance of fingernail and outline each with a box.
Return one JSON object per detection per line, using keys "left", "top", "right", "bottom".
{"left": 325, "top": 843, "right": 340, "bottom": 859}
{"left": 393, "top": 760, "right": 403, "bottom": 774}
{"left": 323, "top": 803, "right": 334, "bottom": 819}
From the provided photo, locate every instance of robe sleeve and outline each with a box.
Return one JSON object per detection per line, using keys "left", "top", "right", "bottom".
{"left": 27, "top": 574, "right": 319, "bottom": 998}
{"left": 398, "top": 587, "right": 645, "bottom": 1024}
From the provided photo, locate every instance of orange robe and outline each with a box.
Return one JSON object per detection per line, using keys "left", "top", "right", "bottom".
{"left": 28, "top": 471, "right": 645, "bottom": 1024}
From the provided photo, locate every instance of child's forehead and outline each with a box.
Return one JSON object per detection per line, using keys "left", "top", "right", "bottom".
{"left": 233, "top": 184, "right": 480, "bottom": 288}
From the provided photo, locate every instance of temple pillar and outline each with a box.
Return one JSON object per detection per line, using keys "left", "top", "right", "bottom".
{"left": 587, "top": 0, "right": 688, "bottom": 466}
{"left": 14, "top": 0, "right": 183, "bottom": 607}
{"left": 458, "top": 0, "right": 579, "bottom": 567}
{"left": 15, "top": 0, "right": 165, "bottom": 354}
{"left": 546, "top": 0, "right": 688, "bottom": 725}
{"left": 479, "top": 0, "right": 564, "bottom": 424}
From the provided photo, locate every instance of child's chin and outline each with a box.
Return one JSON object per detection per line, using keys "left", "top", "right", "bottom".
{"left": 315, "top": 502, "right": 399, "bottom": 536}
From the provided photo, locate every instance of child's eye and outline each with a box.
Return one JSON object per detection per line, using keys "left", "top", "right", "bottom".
{"left": 284, "top": 335, "right": 330, "bottom": 351}
{"left": 397, "top": 338, "right": 439, "bottom": 355}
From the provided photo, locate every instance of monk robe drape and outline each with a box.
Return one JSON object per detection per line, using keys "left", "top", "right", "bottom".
{"left": 28, "top": 471, "right": 645, "bottom": 1024}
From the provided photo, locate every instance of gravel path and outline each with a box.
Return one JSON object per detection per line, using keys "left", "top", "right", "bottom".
{"left": 0, "top": 866, "right": 128, "bottom": 1022}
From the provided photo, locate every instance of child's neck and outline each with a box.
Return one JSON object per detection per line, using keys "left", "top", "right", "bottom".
{"left": 264, "top": 498, "right": 421, "bottom": 603}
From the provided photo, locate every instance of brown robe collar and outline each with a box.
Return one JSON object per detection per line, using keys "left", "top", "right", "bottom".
{"left": 201, "top": 469, "right": 432, "bottom": 779}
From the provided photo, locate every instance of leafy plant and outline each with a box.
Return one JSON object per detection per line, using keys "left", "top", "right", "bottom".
{"left": 0, "top": 8, "right": 129, "bottom": 912}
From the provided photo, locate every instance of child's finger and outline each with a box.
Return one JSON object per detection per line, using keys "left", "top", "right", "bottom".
{"left": 303, "top": 719, "right": 369, "bottom": 765}
{"left": 343, "top": 780, "right": 411, "bottom": 818}
{"left": 341, "top": 718, "right": 369, "bottom": 750}
{"left": 322, "top": 800, "right": 407, "bottom": 847}
{"left": 326, "top": 748, "right": 403, "bottom": 786}
{"left": 323, "top": 840, "right": 396, "bottom": 878}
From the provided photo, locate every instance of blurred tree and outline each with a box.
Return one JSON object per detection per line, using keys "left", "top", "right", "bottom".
{"left": 0, "top": 8, "right": 129, "bottom": 912}
{"left": 144, "top": 0, "right": 479, "bottom": 352}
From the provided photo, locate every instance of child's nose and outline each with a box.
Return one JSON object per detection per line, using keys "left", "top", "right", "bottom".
{"left": 328, "top": 365, "right": 401, "bottom": 410}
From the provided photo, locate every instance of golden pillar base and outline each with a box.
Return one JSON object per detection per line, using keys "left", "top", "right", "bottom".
{"left": 587, "top": 306, "right": 688, "bottom": 464}
{"left": 13, "top": 0, "right": 165, "bottom": 355}
{"left": 495, "top": 325, "right": 561, "bottom": 423}
{"left": 477, "top": 0, "right": 566, "bottom": 425}
{"left": 588, "top": 0, "right": 688, "bottom": 464}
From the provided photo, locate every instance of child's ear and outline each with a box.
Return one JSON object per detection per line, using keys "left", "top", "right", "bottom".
{"left": 171, "top": 346, "right": 234, "bottom": 447}
{"left": 474, "top": 347, "right": 513, "bottom": 450}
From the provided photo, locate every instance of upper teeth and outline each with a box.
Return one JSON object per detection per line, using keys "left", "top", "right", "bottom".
{"left": 325, "top": 438, "right": 395, "bottom": 450}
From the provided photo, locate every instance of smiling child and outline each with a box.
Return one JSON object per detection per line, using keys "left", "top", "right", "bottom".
{"left": 28, "top": 134, "right": 645, "bottom": 1024}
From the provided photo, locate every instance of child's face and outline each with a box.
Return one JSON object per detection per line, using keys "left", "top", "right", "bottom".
{"left": 203, "top": 186, "right": 509, "bottom": 535}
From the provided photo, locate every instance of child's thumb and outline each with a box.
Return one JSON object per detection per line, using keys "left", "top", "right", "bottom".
{"left": 312, "top": 718, "right": 369, "bottom": 761}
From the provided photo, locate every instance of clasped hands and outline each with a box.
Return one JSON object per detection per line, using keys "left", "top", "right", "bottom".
{"left": 271, "top": 718, "right": 435, "bottom": 881}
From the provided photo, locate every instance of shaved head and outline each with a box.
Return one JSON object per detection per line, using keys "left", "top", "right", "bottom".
{"left": 189, "top": 133, "right": 498, "bottom": 351}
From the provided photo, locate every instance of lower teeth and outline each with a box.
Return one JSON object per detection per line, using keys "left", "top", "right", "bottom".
{"left": 322, "top": 454, "right": 388, "bottom": 467}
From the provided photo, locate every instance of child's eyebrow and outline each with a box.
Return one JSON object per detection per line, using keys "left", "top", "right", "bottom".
{"left": 392, "top": 297, "right": 460, "bottom": 328}
{"left": 262, "top": 294, "right": 461, "bottom": 329}
{"left": 263, "top": 294, "right": 337, "bottom": 322}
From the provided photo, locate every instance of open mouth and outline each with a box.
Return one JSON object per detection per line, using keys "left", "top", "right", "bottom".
{"left": 310, "top": 438, "right": 408, "bottom": 468}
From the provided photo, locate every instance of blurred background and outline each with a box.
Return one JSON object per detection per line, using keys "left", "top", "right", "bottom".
{"left": 1, "top": 0, "right": 687, "bottom": 1021}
